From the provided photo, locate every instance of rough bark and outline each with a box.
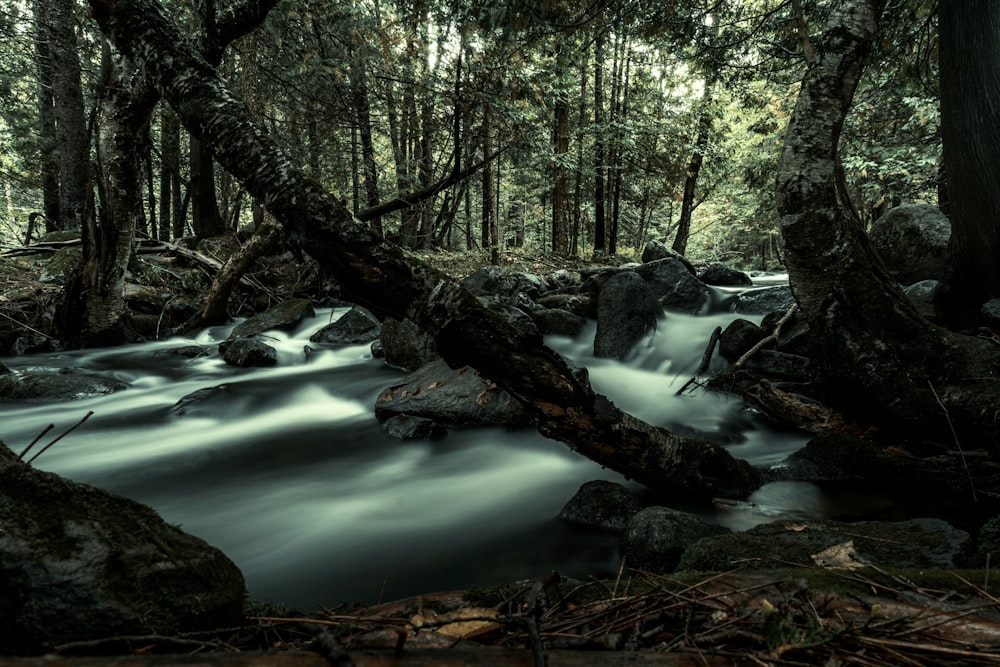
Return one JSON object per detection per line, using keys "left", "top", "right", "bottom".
{"left": 592, "top": 30, "right": 606, "bottom": 256}
{"left": 937, "top": 2, "right": 1000, "bottom": 324}
{"left": 775, "top": 0, "right": 1000, "bottom": 444}
{"left": 87, "top": 0, "right": 760, "bottom": 498}
{"left": 32, "top": 0, "right": 60, "bottom": 233}
{"left": 673, "top": 79, "right": 714, "bottom": 257}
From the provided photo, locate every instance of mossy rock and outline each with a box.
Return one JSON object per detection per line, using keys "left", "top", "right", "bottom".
{"left": 39, "top": 246, "right": 82, "bottom": 284}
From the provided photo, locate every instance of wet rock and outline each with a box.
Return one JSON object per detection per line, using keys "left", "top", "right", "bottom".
{"left": 622, "top": 507, "right": 730, "bottom": 573}
{"left": 0, "top": 369, "right": 126, "bottom": 401}
{"left": 741, "top": 350, "right": 813, "bottom": 380}
{"left": 734, "top": 285, "right": 796, "bottom": 315}
{"left": 382, "top": 414, "right": 444, "bottom": 440}
{"left": 230, "top": 298, "right": 314, "bottom": 339}
{"left": 0, "top": 442, "right": 246, "bottom": 653}
{"left": 380, "top": 317, "right": 439, "bottom": 372}
{"left": 869, "top": 204, "right": 951, "bottom": 284}
{"left": 594, "top": 272, "right": 662, "bottom": 360}
{"left": 633, "top": 258, "right": 710, "bottom": 313}
{"left": 699, "top": 263, "right": 753, "bottom": 287}
{"left": 535, "top": 293, "right": 590, "bottom": 319}
{"left": 679, "top": 517, "right": 968, "bottom": 572}
{"left": 462, "top": 266, "right": 545, "bottom": 300}
{"left": 156, "top": 344, "right": 210, "bottom": 359}
{"left": 781, "top": 431, "right": 908, "bottom": 483}
{"left": 640, "top": 240, "right": 697, "bottom": 274}
{"left": 904, "top": 280, "right": 940, "bottom": 321}
{"left": 219, "top": 335, "right": 277, "bottom": 367}
{"left": 530, "top": 307, "right": 587, "bottom": 337}
{"left": 718, "top": 318, "right": 768, "bottom": 362}
{"left": 480, "top": 297, "right": 540, "bottom": 338}
{"left": 374, "top": 359, "right": 531, "bottom": 428}
{"left": 169, "top": 385, "right": 230, "bottom": 417}
{"left": 310, "top": 306, "right": 381, "bottom": 345}
{"left": 558, "top": 480, "right": 643, "bottom": 533}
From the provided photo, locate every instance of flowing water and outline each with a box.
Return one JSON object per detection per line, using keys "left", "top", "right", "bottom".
{"left": 0, "top": 284, "right": 934, "bottom": 610}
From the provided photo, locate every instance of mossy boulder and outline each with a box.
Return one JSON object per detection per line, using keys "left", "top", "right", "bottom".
{"left": 0, "top": 369, "right": 126, "bottom": 401}
{"left": 0, "top": 442, "right": 246, "bottom": 654}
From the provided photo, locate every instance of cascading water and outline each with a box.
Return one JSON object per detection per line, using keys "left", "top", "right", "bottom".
{"left": 0, "top": 289, "right": 859, "bottom": 610}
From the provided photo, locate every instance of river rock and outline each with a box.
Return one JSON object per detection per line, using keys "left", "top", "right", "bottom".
{"left": 734, "top": 285, "right": 796, "bottom": 314}
{"left": 869, "top": 204, "right": 951, "bottom": 284}
{"left": 0, "top": 369, "right": 126, "bottom": 401}
{"left": 640, "top": 240, "right": 697, "bottom": 274}
{"left": 382, "top": 414, "right": 444, "bottom": 440}
{"left": 462, "top": 266, "right": 545, "bottom": 300}
{"left": 904, "top": 280, "right": 940, "bottom": 320}
{"left": 718, "top": 318, "right": 768, "bottom": 362}
{"left": 594, "top": 272, "right": 662, "bottom": 360}
{"left": 679, "top": 517, "right": 969, "bottom": 572}
{"left": 0, "top": 442, "right": 246, "bottom": 653}
{"left": 622, "top": 507, "right": 730, "bottom": 573}
{"left": 557, "top": 480, "right": 643, "bottom": 533}
{"left": 219, "top": 335, "right": 277, "bottom": 367}
{"left": 310, "top": 305, "right": 381, "bottom": 344}
{"left": 699, "top": 263, "right": 753, "bottom": 287}
{"left": 633, "top": 258, "right": 710, "bottom": 313}
{"left": 380, "top": 317, "right": 439, "bottom": 372}
{"left": 374, "top": 358, "right": 531, "bottom": 428}
{"left": 229, "top": 298, "right": 315, "bottom": 339}
{"left": 741, "top": 350, "right": 813, "bottom": 380}
{"left": 530, "top": 307, "right": 587, "bottom": 337}
{"left": 39, "top": 246, "right": 82, "bottom": 284}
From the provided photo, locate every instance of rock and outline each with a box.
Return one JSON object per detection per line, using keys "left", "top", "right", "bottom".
{"left": 633, "top": 258, "right": 710, "bottom": 313}
{"left": 543, "top": 268, "right": 581, "bottom": 291}
{"left": 699, "top": 263, "right": 753, "bottom": 287}
{"left": 310, "top": 306, "right": 381, "bottom": 344}
{"left": 640, "top": 240, "right": 697, "bottom": 274}
{"left": 594, "top": 272, "right": 662, "bottom": 360}
{"left": 380, "top": 317, "right": 438, "bottom": 372}
{"left": 741, "top": 350, "right": 813, "bottom": 380}
{"left": 169, "top": 385, "right": 230, "bottom": 417}
{"left": 735, "top": 285, "right": 796, "bottom": 315}
{"left": 622, "top": 507, "right": 730, "bottom": 573}
{"left": 966, "top": 515, "right": 1000, "bottom": 566}
{"left": 0, "top": 369, "right": 126, "bottom": 401}
{"left": 462, "top": 266, "right": 544, "bottom": 300}
{"left": 122, "top": 284, "right": 165, "bottom": 315}
{"left": 39, "top": 246, "right": 82, "bottom": 284}
{"left": 219, "top": 335, "right": 277, "bottom": 367}
{"left": 0, "top": 361, "right": 10, "bottom": 374}
{"left": 155, "top": 344, "right": 210, "bottom": 360}
{"left": 0, "top": 442, "right": 245, "bottom": 653}
{"left": 679, "top": 517, "right": 969, "bottom": 572}
{"left": 718, "top": 319, "right": 768, "bottom": 362}
{"left": 869, "top": 204, "right": 951, "bottom": 283}
{"left": 781, "top": 431, "right": 909, "bottom": 483}
{"left": 530, "top": 307, "right": 587, "bottom": 337}
{"left": 557, "top": 480, "right": 643, "bottom": 533}
{"left": 382, "top": 414, "right": 444, "bottom": 440}
{"left": 480, "top": 297, "right": 540, "bottom": 338}
{"left": 535, "top": 293, "right": 590, "bottom": 319}
{"left": 904, "top": 280, "right": 940, "bottom": 320}
{"left": 374, "top": 359, "right": 531, "bottom": 428}
{"left": 230, "top": 299, "right": 315, "bottom": 339}
{"left": 981, "top": 298, "right": 1000, "bottom": 330}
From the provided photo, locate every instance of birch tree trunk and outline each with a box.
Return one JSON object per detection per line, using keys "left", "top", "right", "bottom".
{"left": 775, "top": 0, "right": 1000, "bottom": 445}
{"left": 86, "top": 0, "right": 760, "bottom": 498}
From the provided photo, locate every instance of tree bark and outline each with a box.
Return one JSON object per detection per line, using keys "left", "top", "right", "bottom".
{"left": 32, "top": 0, "right": 60, "bottom": 234}
{"left": 937, "top": 2, "right": 1000, "bottom": 324}
{"left": 86, "top": 0, "right": 761, "bottom": 497}
{"left": 775, "top": 0, "right": 1000, "bottom": 445}
{"left": 592, "top": 30, "right": 606, "bottom": 256}
{"left": 673, "top": 79, "right": 713, "bottom": 257}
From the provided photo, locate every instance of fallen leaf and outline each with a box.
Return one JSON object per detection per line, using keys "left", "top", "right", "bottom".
{"left": 811, "top": 540, "right": 864, "bottom": 570}
{"left": 785, "top": 523, "right": 809, "bottom": 532}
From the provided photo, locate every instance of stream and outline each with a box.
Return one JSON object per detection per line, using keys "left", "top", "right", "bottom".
{"left": 0, "top": 284, "right": 949, "bottom": 610}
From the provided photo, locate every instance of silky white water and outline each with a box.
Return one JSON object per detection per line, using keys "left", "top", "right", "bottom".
{"left": 0, "top": 297, "right": 859, "bottom": 610}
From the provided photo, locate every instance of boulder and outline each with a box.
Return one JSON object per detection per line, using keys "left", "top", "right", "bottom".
{"left": 39, "top": 246, "right": 82, "bottom": 285}
{"left": 462, "top": 266, "right": 545, "bottom": 300}
{"left": 741, "top": 350, "right": 813, "bottom": 380}
{"left": 374, "top": 359, "right": 532, "bottom": 428}
{"left": 0, "top": 369, "right": 126, "bottom": 401}
{"left": 380, "top": 317, "right": 439, "bottom": 372}
{"left": 535, "top": 293, "right": 590, "bottom": 319}
{"left": 734, "top": 286, "right": 796, "bottom": 315}
{"left": 219, "top": 335, "right": 277, "bottom": 367}
{"left": 904, "top": 280, "right": 941, "bottom": 321}
{"left": 557, "top": 480, "right": 643, "bottom": 533}
{"left": 869, "top": 204, "right": 951, "bottom": 284}
{"left": 981, "top": 298, "right": 1000, "bottom": 330}
{"left": 699, "top": 263, "right": 753, "bottom": 287}
{"left": 718, "top": 319, "right": 768, "bottom": 362}
{"left": 622, "top": 507, "right": 730, "bottom": 573}
{"left": 229, "top": 298, "right": 314, "bottom": 339}
{"left": 594, "top": 272, "right": 662, "bottom": 360}
{"left": 679, "top": 517, "right": 968, "bottom": 572}
{"left": 0, "top": 442, "right": 245, "bottom": 653}
{"left": 633, "top": 258, "right": 710, "bottom": 313}
{"left": 530, "top": 307, "right": 587, "bottom": 337}
{"left": 310, "top": 306, "right": 381, "bottom": 345}
{"left": 640, "top": 240, "right": 697, "bottom": 274}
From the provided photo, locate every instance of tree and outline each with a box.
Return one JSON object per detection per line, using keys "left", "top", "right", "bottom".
{"left": 775, "top": 0, "right": 1000, "bottom": 446}
{"left": 937, "top": 2, "right": 1000, "bottom": 325}
{"left": 86, "top": 0, "right": 759, "bottom": 498}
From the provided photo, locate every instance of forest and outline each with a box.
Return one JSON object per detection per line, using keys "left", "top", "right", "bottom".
{"left": 3, "top": 0, "right": 1000, "bottom": 662}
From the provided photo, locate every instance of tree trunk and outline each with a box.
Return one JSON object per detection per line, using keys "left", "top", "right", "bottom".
{"left": 673, "top": 79, "right": 713, "bottom": 257}
{"left": 43, "top": 0, "right": 91, "bottom": 232}
{"left": 349, "top": 29, "right": 381, "bottom": 234}
{"left": 937, "top": 2, "right": 1000, "bottom": 325}
{"left": 775, "top": 0, "right": 1000, "bottom": 446}
{"left": 592, "top": 30, "right": 606, "bottom": 257}
{"left": 32, "top": 0, "right": 60, "bottom": 234}
{"left": 551, "top": 42, "right": 570, "bottom": 257}
{"left": 482, "top": 107, "right": 499, "bottom": 265}
{"left": 87, "top": 0, "right": 761, "bottom": 497}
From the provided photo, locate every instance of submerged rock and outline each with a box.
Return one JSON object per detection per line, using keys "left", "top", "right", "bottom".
{"left": 310, "top": 305, "right": 381, "bottom": 345}
{"left": 558, "top": 480, "right": 643, "bottom": 533}
{"left": 219, "top": 335, "right": 277, "bottom": 367}
{"left": 0, "top": 442, "right": 245, "bottom": 653}
{"left": 230, "top": 298, "right": 315, "bottom": 339}
{"left": 0, "top": 369, "right": 126, "bottom": 401}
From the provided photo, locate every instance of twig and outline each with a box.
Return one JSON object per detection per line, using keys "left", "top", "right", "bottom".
{"left": 927, "top": 380, "right": 978, "bottom": 501}
{"left": 675, "top": 326, "right": 723, "bottom": 396}
{"left": 17, "top": 423, "right": 55, "bottom": 461}
{"left": 0, "top": 309, "right": 57, "bottom": 340}
{"left": 23, "top": 411, "right": 94, "bottom": 466}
